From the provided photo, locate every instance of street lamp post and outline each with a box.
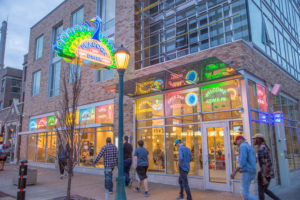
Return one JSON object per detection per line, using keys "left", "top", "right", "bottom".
{"left": 114, "top": 45, "right": 130, "bottom": 200}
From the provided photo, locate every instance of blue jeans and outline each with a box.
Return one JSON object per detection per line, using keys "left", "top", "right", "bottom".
{"left": 241, "top": 172, "right": 258, "bottom": 200}
{"left": 179, "top": 168, "right": 192, "bottom": 200}
{"left": 124, "top": 158, "right": 132, "bottom": 186}
{"left": 104, "top": 167, "right": 113, "bottom": 192}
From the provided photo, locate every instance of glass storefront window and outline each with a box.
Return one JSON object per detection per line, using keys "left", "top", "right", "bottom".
{"left": 202, "top": 111, "right": 241, "bottom": 121}
{"left": 285, "top": 127, "right": 294, "bottom": 170}
{"left": 95, "top": 127, "right": 114, "bottom": 168}
{"left": 46, "top": 132, "right": 56, "bottom": 163}
{"left": 201, "top": 80, "right": 241, "bottom": 112}
{"left": 37, "top": 133, "right": 46, "bottom": 162}
{"left": 136, "top": 127, "right": 165, "bottom": 172}
{"left": 292, "top": 128, "right": 300, "bottom": 169}
{"left": 207, "top": 126, "right": 226, "bottom": 183}
{"left": 79, "top": 128, "right": 95, "bottom": 167}
{"left": 230, "top": 121, "right": 243, "bottom": 179}
{"left": 28, "top": 135, "right": 36, "bottom": 162}
{"left": 135, "top": 95, "right": 164, "bottom": 120}
{"left": 165, "top": 124, "right": 202, "bottom": 176}
{"left": 165, "top": 88, "right": 200, "bottom": 116}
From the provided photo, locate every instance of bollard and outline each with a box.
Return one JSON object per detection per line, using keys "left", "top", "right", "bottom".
{"left": 17, "top": 160, "right": 28, "bottom": 200}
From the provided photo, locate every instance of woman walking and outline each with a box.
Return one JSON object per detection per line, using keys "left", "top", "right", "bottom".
{"left": 253, "top": 134, "right": 280, "bottom": 200}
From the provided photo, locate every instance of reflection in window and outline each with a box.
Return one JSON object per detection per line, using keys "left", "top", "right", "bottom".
{"left": 165, "top": 88, "right": 200, "bottom": 116}
{"left": 135, "top": 95, "right": 164, "bottom": 120}
{"left": 28, "top": 135, "right": 36, "bottom": 162}
{"left": 37, "top": 133, "right": 46, "bottom": 162}
{"left": 230, "top": 121, "right": 243, "bottom": 179}
{"left": 46, "top": 133, "right": 56, "bottom": 163}
{"left": 165, "top": 124, "right": 202, "bottom": 176}
{"left": 137, "top": 127, "right": 165, "bottom": 172}
{"left": 79, "top": 129, "right": 95, "bottom": 167}
{"left": 95, "top": 127, "right": 114, "bottom": 168}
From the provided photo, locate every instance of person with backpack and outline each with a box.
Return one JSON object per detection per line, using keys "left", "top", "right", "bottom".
{"left": 231, "top": 135, "right": 257, "bottom": 200}
{"left": 253, "top": 134, "right": 280, "bottom": 200}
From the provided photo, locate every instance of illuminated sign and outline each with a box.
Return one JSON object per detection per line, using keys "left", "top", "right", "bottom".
{"left": 47, "top": 115, "right": 57, "bottom": 129}
{"left": 167, "top": 94, "right": 185, "bottom": 109}
{"left": 185, "top": 93, "right": 198, "bottom": 106}
{"left": 153, "top": 79, "right": 164, "bottom": 90}
{"left": 96, "top": 104, "right": 114, "bottom": 124}
{"left": 136, "top": 80, "right": 154, "bottom": 95}
{"left": 256, "top": 84, "right": 268, "bottom": 112}
{"left": 55, "top": 16, "right": 115, "bottom": 69}
{"left": 138, "top": 99, "right": 162, "bottom": 113}
{"left": 80, "top": 107, "right": 95, "bottom": 125}
{"left": 203, "top": 87, "right": 237, "bottom": 104}
{"left": 185, "top": 70, "right": 198, "bottom": 84}
{"left": 37, "top": 117, "right": 47, "bottom": 130}
{"left": 29, "top": 119, "right": 38, "bottom": 131}
{"left": 167, "top": 73, "right": 185, "bottom": 88}
{"left": 75, "top": 39, "right": 113, "bottom": 67}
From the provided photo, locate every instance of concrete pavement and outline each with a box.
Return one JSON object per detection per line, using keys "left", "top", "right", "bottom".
{"left": 0, "top": 164, "right": 298, "bottom": 200}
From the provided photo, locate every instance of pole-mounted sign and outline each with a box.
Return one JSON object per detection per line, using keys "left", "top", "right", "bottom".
{"left": 54, "top": 16, "right": 115, "bottom": 69}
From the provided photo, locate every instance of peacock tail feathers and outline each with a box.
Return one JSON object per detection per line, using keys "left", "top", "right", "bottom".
{"left": 55, "top": 22, "right": 94, "bottom": 60}
{"left": 54, "top": 17, "right": 116, "bottom": 69}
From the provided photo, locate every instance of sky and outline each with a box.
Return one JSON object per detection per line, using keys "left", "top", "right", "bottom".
{"left": 0, "top": 0, "right": 64, "bottom": 69}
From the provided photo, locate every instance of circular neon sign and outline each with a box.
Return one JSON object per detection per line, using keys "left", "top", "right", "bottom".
{"left": 185, "top": 92, "right": 198, "bottom": 106}
{"left": 185, "top": 70, "right": 198, "bottom": 84}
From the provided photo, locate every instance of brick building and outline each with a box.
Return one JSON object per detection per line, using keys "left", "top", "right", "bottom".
{"left": 19, "top": 0, "right": 300, "bottom": 193}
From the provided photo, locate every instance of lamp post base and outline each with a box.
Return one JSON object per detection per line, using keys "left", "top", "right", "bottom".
{"left": 114, "top": 176, "right": 126, "bottom": 200}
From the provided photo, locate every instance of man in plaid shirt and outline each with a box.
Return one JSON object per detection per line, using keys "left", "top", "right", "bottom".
{"left": 94, "top": 137, "right": 118, "bottom": 195}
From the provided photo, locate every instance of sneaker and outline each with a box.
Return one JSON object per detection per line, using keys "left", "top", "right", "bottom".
{"left": 176, "top": 196, "right": 184, "bottom": 200}
{"left": 109, "top": 191, "right": 113, "bottom": 194}
{"left": 60, "top": 175, "right": 64, "bottom": 179}
{"left": 134, "top": 187, "right": 140, "bottom": 193}
{"left": 144, "top": 191, "right": 149, "bottom": 197}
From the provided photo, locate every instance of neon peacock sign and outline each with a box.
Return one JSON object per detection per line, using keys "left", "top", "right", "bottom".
{"left": 54, "top": 16, "right": 115, "bottom": 69}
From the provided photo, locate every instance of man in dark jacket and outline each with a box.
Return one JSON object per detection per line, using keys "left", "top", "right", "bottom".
{"left": 175, "top": 139, "right": 192, "bottom": 200}
{"left": 123, "top": 135, "right": 133, "bottom": 187}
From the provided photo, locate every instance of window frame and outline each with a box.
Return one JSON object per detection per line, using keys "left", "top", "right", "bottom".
{"left": 35, "top": 35, "right": 44, "bottom": 60}
{"left": 32, "top": 70, "right": 41, "bottom": 96}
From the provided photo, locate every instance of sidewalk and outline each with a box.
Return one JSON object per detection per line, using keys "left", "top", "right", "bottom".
{"left": 0, "top": 164, "right": 297, "bottom": 200}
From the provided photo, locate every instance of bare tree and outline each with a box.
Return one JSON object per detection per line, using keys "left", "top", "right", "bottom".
{"left": 55, "top": 63, "right": 81, "bottom": 200}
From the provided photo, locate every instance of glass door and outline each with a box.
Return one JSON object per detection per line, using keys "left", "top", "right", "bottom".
{"left": 202, "top": 122, "right": 232, "bottom": 191}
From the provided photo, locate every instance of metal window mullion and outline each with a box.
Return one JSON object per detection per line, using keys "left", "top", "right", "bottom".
{"left": 141, "top": 0, "right": 145, "bottom": 69}
{"left": 45, "top": 133, "right": 48, "bottom": 162}
{"left": 163, "top": 93, "right": 167, "bottom": 173}
{"left": 222, "top": 4, "right": 226, "bottom": 43}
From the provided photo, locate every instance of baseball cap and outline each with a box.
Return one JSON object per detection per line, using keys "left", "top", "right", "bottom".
{"left": 233, "top": 135, "right": 245, "bottom": 145}
{"left": 175, "top": 139, "right": 182, "bottom": 146}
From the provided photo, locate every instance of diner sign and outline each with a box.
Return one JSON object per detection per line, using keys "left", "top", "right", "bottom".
{"left": 55, "top": 16, "right": 115, "bottom": 69}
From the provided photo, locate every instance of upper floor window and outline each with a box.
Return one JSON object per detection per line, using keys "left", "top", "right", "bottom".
{"left": 72, "top": 7, "right": 84, "bottom": 26}
{"left": 35, "top": 35, "right": 44, "bottom": 60}
{"left": 49, "top": 62, "right": 61, "bottom": 97}
{"left": 96, "top": 68, "right": 114, "bottom": 83}
{"left": 10, "top": 79, "right": 21, "bottom": 93}
{"left": 32, "top": 70, "right": 41, "bottom": 96}
{"left": 98, "top": 0, "right": 115, "bottom": 31}
{"left": 69, "top": 64, "right": 81, "bottom": 83}
{"left": 1, "top": 79, "right": 5, "bottom": 93}
{"left": 52, "top": 24, "right": 63, "bottom": 58}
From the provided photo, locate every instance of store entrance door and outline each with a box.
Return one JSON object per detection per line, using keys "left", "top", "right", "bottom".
{"left": 202, "top": 122, "right": 232, "bottom": 191}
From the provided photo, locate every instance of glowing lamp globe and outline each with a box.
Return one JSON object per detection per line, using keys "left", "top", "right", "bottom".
{"left": 113, "top": 45, "right": 130, "bottom": 71}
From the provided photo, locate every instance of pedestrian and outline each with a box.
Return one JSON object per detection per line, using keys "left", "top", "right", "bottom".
{"left": 58, "top": 144, "right": 67, "bottom": 179}
{"left": 94, "top": 137, "right": 117, "bottom": 199}
{"left": 0, "top": 142, "right": 9, "bottom": 171}
{"left": 231, "top": 135, "right": 257, "bottom": 200}
{"left": 175, "top": 139, "right": 192, "bottom": 200}
{"left": 253, "top": 134, "right": 280, "bottom": 200}
{"left": 123, "top": 135, "right": 133, "bottom": 187}
{"left": 134, "top": 139, "right": 149, "bottom": 197}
